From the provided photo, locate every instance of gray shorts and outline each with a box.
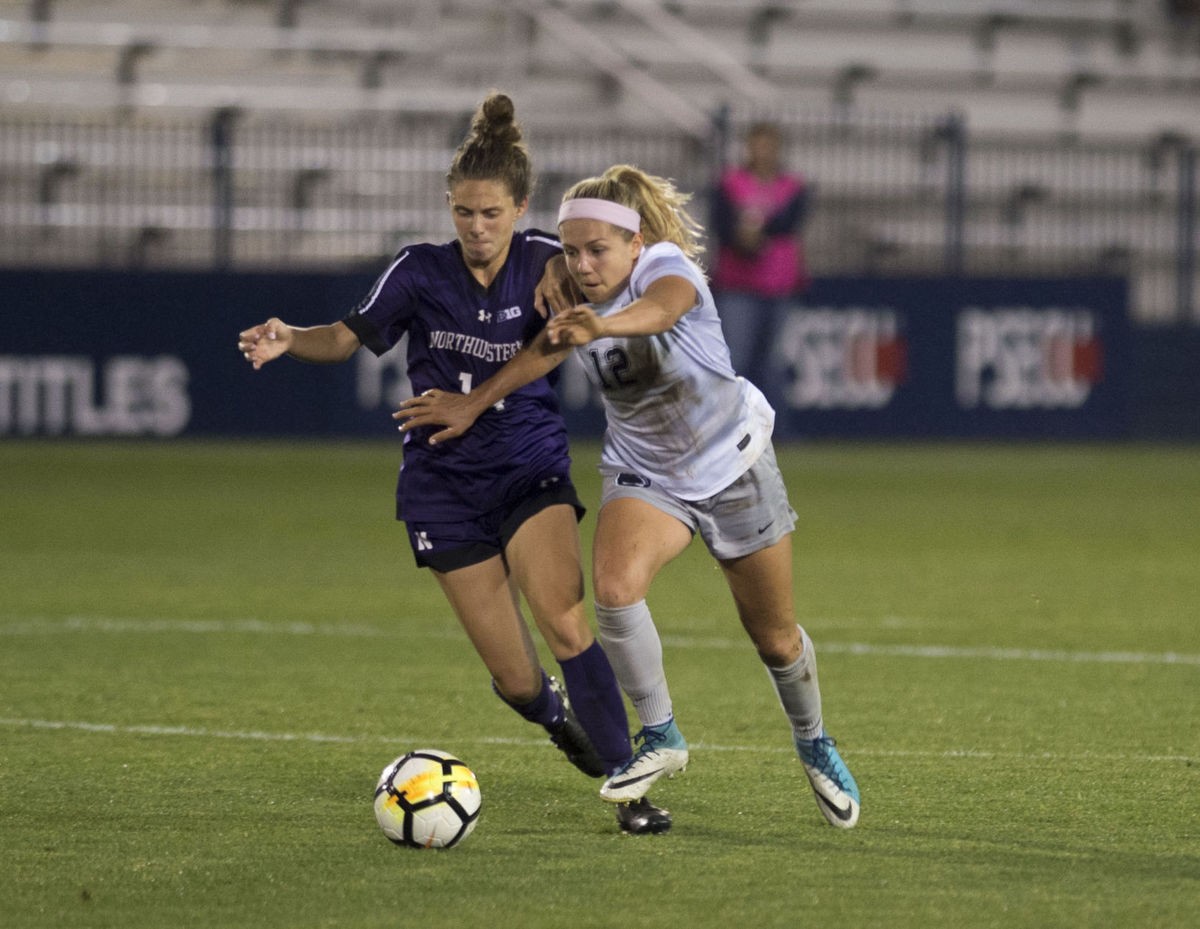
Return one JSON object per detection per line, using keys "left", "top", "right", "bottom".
{"left": 599, "top": 443, "right": 798, "bottom": 561}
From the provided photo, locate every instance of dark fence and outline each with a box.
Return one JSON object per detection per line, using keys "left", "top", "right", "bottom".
{"left": 4, "top": 268, "right": 1196, "bottom": 442}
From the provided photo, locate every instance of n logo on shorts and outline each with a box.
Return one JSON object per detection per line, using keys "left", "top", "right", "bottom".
{"left": 415, "top": 531, "right": 432, "bottom": 551}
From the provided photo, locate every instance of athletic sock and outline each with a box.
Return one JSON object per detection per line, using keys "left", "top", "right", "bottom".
{"left": 493, "top": 670, "right": 562, "bottom": 729}
{"left": 558, "top": 641, "right": 633, "bottom": 772}
{"left": 765, "top": 625, "right": 824, "bottom": 741}
{"left": 594, "top": 599, "right": 674, "bottom": 728}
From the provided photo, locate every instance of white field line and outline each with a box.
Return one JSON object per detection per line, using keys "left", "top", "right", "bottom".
{"left": 0, "top": 717, "right": 530, "bottom": 748}
{"left": 2, "top": 615, "right": 1198, "bottom": 667}
{"left": 0, "top": 617, "right": 389, "bottom": 637}
{"left": 0, "top": 717, "right": 1194, "bottom": 765}
{"left": 6, "top": 618, "right": 1195, "bottom": 764}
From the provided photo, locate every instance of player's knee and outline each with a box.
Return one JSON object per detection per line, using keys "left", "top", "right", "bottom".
{"left": 592, "top": 572, "right": 649, "bottom": 611}
{"left": 751, "top": 625, "right": 802, "bottom": 668}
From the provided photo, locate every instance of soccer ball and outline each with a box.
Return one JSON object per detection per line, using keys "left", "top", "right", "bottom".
{"left": 373, "top": 749, "right": 482, "bottom": 849}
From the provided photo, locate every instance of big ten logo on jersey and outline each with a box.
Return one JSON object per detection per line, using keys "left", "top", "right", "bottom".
{"left": 0, "top": 354, "right": 190, "bottom": 436}
{"left": 355, "top": 336, "right": 412, "bottom": 410}
{"left": 777, "top": 308, "right": 907, "bottom": 410}
{"left": 956, "top": 307, "right": 1103, "bottom": 410}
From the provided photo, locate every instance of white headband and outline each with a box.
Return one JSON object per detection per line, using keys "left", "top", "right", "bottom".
{"left": 557, "top": 198, "right": 641, "bottom": 233}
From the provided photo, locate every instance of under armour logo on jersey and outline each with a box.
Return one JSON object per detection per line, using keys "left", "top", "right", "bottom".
{"left": 478, "top": 309, "right": 492, "bottom": 323}
{"left": 415, "top": 531, "right": 432, "bottom": 551}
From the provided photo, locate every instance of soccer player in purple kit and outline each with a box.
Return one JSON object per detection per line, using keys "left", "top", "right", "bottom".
{"left": 236, "top": 93, "right": 670, "bottom": 835}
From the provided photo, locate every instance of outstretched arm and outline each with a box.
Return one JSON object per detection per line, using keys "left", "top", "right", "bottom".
{"left": 238, "top": 318, "right": 360, "bottom": 369}
{"left": 547, "top": 275, "right": 697, "bottom": 346}
{"left": 393, "top": 330, "right": 572, "bottom": 445}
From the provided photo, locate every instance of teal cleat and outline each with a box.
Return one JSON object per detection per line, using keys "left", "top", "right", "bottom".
{"left": 600, "top": 717, "right": 689, "bottom": 803}
{"left": 795, "top": 731, "right": 860, "bottom": 829}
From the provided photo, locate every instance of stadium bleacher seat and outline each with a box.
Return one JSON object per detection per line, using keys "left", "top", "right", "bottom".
{"left": 0, "top": 0, "right": 1196, "bottom": 321}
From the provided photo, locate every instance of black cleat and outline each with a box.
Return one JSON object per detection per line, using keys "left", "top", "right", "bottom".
{"left": 615, "top": 797, "right": 672, "bottom": 835}
{"left": 546, "top": 677, "right": 606, "bottom": 778}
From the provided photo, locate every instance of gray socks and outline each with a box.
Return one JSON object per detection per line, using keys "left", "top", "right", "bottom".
{"left": 594, "top": 599, "right": 675, "bottom": 728}
{"left": 766, "top": 625, "right": 824, "bottom": 741}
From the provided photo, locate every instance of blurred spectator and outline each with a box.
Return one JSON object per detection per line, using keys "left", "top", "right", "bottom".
{"left": 710, "top": 121, "right": 810, "bottom": 402}
{"left": 1164, "top": 0, "right": 1200, "bottom": 59}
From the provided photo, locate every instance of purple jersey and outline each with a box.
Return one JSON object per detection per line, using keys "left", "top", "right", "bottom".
{"left": 342, "top": 230, "right": 571, "bottom": 524}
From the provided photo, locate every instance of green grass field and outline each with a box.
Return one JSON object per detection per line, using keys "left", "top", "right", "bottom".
{"left": 1, "top": 440, "right": 1197, "bottom": 928}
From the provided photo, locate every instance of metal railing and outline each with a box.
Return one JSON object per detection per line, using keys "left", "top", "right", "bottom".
{"left": 2, "top": 104, "right": 1196, "bottom": 323}
{"left": 714, "top": 104, "right": 1198, "bottom": 323}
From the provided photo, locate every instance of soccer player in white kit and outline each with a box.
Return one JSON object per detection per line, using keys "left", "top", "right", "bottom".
{"left": 397, "top": 164, "right": 861, "bottom": 829}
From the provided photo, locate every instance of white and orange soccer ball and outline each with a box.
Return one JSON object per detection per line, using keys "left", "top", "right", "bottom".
{"left": 373, "top": 749, "right": 482, "bottom": 849}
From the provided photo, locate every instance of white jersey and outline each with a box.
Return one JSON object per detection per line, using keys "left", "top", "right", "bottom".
{"left": 576, "top": 241, "right": 775, "bottom": 501}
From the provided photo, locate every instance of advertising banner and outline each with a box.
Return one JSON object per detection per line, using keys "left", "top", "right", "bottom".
{"left": 772, "top": 277, "right": 1130, "bottom": 439}
{"left": 1, "top": 270, "right": 1129, "bottom": 441}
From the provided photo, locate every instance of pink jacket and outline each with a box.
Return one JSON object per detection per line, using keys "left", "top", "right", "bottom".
{"left": 712, "top": 166, "right": 809, "bottom": 297}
